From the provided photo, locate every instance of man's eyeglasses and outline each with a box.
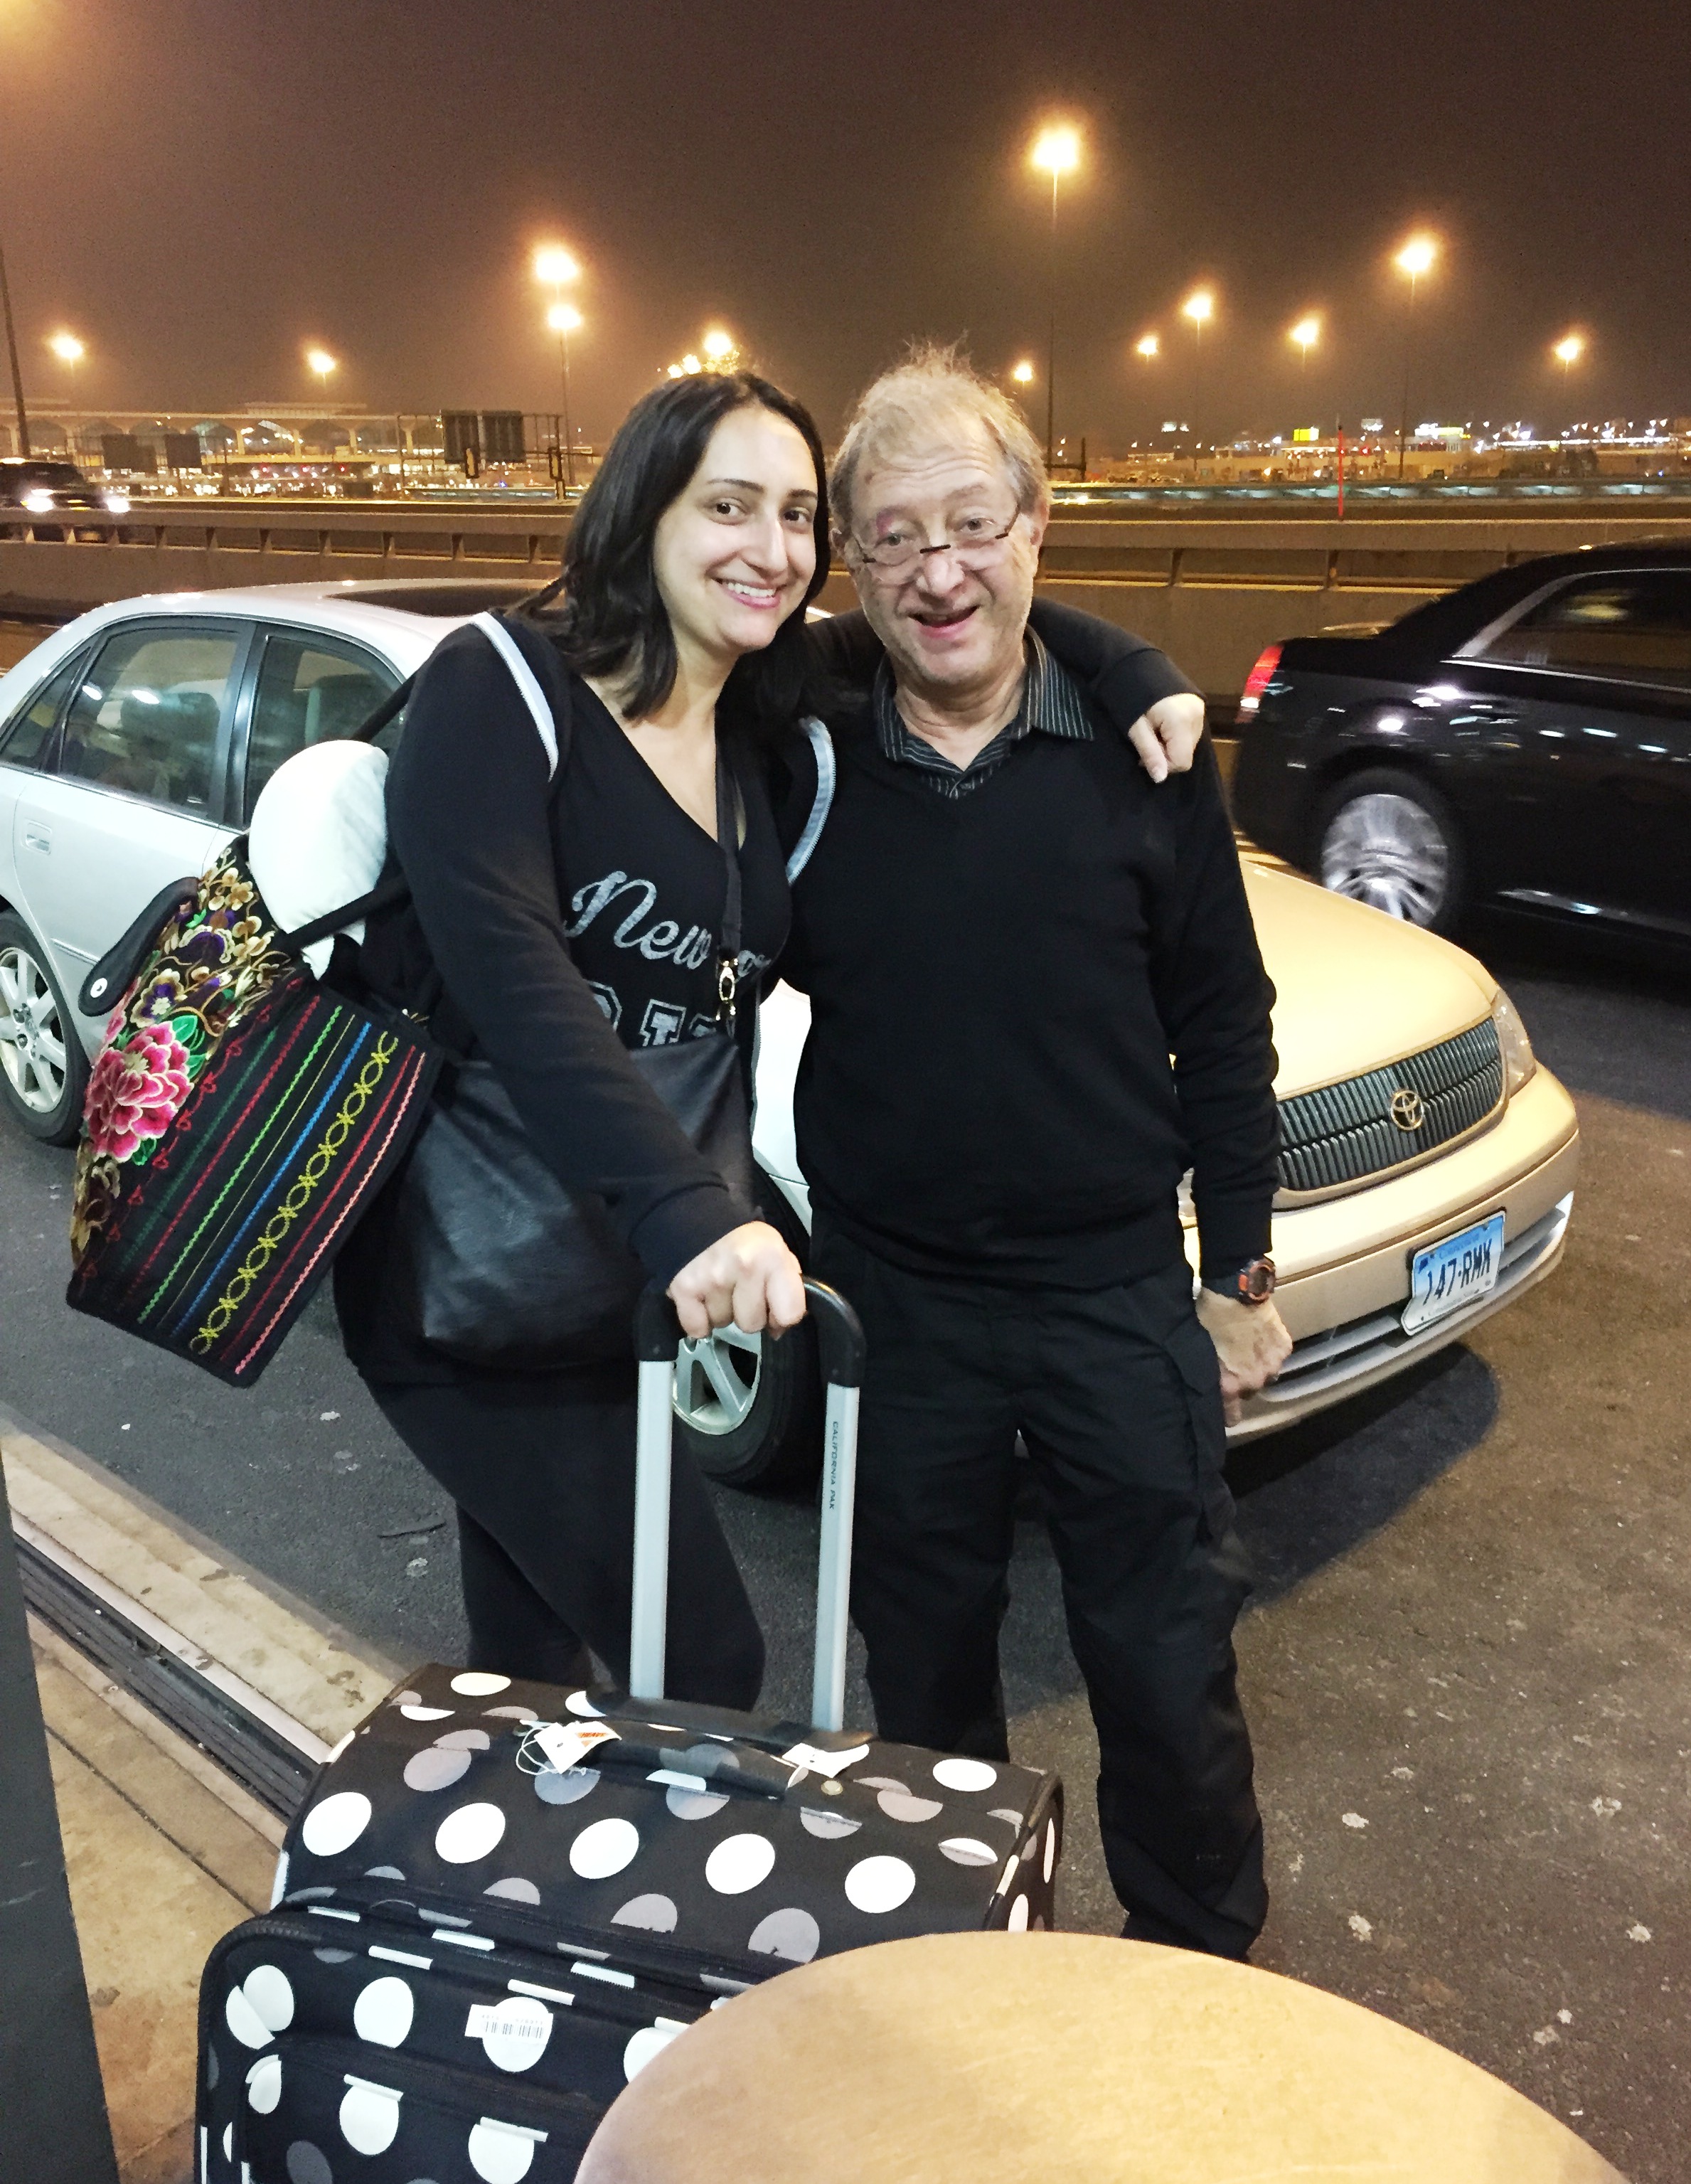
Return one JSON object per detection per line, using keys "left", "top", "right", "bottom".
{"left": 845, "top": 509, "right": 1023, "bottom": 583}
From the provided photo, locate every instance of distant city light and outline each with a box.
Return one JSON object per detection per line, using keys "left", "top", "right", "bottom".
{"left": 1183, "top": 289, "right": 1215, "bottom": 326}
{"left": 1030, "top": 125, "right": 1081, "bottom": 177}
{"left": 1134, "top": 334, "right": 1159, "bottom": 359}
{"left": 533, "top": 245, "right": 581, "bottom": 288}
{"left": 48, "top": 331, "right": 85, "bottom": 365}
{"left": 681, "top": 353, "right": 702, "bottom": 374}
{"left": 666, "top": 363, "right": 684, "bottom": 379}
{"left": 1012, "top": 360, "right": 1035, "bottom": 383}
{"left": 1394, "top": 233, "right": 1438, "bottom": 279}
{"left": 546, "top": 302, "right": 583, "bottom": 334}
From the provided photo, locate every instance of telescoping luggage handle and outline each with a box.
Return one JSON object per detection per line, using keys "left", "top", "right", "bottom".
{"left": 631, "top": 1281, "right": 865, "bottom": 1733}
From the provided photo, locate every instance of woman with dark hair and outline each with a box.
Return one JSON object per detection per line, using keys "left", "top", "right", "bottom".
{"left": 335, "top": 371, "right": 828, "bottom": 1704}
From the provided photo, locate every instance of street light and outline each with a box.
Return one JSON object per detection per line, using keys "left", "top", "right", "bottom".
{"left": 533, "top": 244, "right": 583, "bottom": 486}
{"left": 1392, "top": 233, "right": 1438, "bottom": 478}
{"left": 46, "top": 333, "right": 85, "bottom": 454}
{"left": 544, "top": 302, "right": 584, "bottom": 491}
{"left": 1030, "top": 123, "right": 1081, "bottom": 472}
{"left": 702, "top": 328, "right": 735, "bottom": 365}
{"left": 1182, "top": 289, "right": 1214, "bottom": 474}
{"left": 1134, "top": 333, "right": 1159, "bottom": 359}
{"left": 1289, "top": 315, "right": 1320, "bottom": 371}
{"left": 1553, "top": 332, "right": 1584, "bottom": 383}
{"left": 1012, "top": 360, "right": 1034, "bottom": 385}
{"left": 305, "top": 346, "right": 337, "bottom": 392}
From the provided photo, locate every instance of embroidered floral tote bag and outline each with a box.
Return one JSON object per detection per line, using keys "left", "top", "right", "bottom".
{"left": 66, "top": 845, "right": 439, "bottom": 1387}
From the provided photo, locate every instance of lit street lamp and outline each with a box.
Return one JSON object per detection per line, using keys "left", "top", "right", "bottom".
{"left": 1134, "top": 333, "right": 1159, "bottom": 360}
{"left": 1012, "top": 359, "right": 1035, "bottom": 385}
{"left": 1289, "top": 314, "right": 1320, "bottom": 372}
{"left": 1392, "top": 232, "right": 1438, "bottom": 479}
{"left": 702, "top": 328, "right": 735, "bottom": 366}
{"left": 1183, "top": 289, "right": 1214, "bottom": 474}
{"left": 305, "top": 346, "right": 337, "bottom": 393}
{"left": 1030, "top": 124, "right": 1081, "bottom": 472}
{"left": 533, "top": 244, "right": 583, "bottom": 486}
{"left": 1553, "top": 332, "right": 1584, "bottom": 390}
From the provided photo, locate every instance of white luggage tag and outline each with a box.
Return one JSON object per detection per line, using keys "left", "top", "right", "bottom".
{"left": 780, "top": 1739, "right": 870, "bottom": 1780}
{"left": 530, "top": 1719, "right": 621, "bottom": 1773}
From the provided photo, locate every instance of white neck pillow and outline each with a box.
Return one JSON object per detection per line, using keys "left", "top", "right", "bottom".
{"left": 246, "top": 740, "right": 390, "bottom": 976}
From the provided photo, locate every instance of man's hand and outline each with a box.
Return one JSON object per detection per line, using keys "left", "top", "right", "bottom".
{"left": 667, "top": 1222, "right": 806, "bottom": 1341}
{"left": 1127, "top": 692, "right": 1206, "bottom": 783}
{"left": 1194, "top": 1289, "right": 1293, "bottom": 1427}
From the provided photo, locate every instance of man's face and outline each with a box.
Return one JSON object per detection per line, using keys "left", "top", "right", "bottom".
{"left": 842, "top": 428, "right": 1047, "bottom": 705}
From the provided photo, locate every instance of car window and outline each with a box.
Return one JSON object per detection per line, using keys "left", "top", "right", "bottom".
{"left": 1478, "top": 570, "right": 1691, "bottom": 691}
{"left": 58, "top": 626, "right": 240, "bottom": 815}
{"left": 0, "top": 651, "right": 85, "bottom": 769}
{"left": 242, "top": 630, "right": 398, "bottom": 819}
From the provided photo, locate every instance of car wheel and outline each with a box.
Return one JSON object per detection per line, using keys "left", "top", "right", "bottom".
{"left": 673, "top": 1318, "right": 823, "bottom": 1488}
{"left": 1314, "top": 768, "right": 1466, "bottom": 932}
{"left": 673, "top": 1173, "right": 823, "bottom": 1490}
{"left": 0, "top": 912, "right": 89, "bottom": 1145}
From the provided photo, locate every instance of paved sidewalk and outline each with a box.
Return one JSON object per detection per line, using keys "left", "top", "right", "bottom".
{"left": 9, "top": 1419, "right": 400, "bottom": 2184}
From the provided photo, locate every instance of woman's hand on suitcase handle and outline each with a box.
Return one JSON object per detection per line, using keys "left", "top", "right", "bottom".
{"left": 668, "top": 1222, "right": 808, "bottom": 1340}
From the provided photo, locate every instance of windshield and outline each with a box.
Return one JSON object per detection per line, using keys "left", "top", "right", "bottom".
{"left": 4, "top": 462, "right": 88, "bottom": 488}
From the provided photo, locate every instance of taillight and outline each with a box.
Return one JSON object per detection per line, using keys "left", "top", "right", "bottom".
{"left": 1237, "top": 644, "right": 1282, "bottom": 723}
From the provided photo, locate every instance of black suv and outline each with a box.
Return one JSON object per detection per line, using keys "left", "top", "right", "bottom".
{"left": 0, "top": 458, "right": 109, "bottom": 512}
{"left": 1232, "top": 545, "right": 1691, "bottom": 941}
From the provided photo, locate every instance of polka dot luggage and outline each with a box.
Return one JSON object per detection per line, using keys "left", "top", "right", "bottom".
{"left": 193, "top": 1284, "right": 1063, "bottom": 2182}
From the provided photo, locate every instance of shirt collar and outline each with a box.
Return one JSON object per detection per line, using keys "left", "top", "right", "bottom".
{"left": 873, "top": 629, "right": 1092, "bottom": 772}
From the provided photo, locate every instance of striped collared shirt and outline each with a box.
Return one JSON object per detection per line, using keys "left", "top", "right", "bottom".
{"left": 873, "top": 629, "right": 1093, "bottom": 798}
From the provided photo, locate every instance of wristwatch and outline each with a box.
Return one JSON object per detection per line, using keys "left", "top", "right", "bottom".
{"left": 1203, "top": 1256, "right": 1276, "bottom": 1305}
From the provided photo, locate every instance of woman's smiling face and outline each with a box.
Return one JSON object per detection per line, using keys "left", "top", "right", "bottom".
{"left": 651, "top": 403, "right": 820, "bottom": 679}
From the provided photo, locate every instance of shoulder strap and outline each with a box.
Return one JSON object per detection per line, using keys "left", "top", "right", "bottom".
{"left": 784, "top": 716, "right": 835, "bottom": 883}
{"left": 471, "top": 610, "right": 561, "bottom": 779}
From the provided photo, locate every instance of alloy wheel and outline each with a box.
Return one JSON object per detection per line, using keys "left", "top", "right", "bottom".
{"left": 0, "top": 944, "right": 70, "bottom": 1114}
{"left": 673, "top": 1323, "right": 762, "bottom": 1437}
{"left": 1320, "top": 791, "right": 1450, "bottom": 926}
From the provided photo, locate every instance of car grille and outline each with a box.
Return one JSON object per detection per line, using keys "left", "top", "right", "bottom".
{"left": 1276, "top": 1018, "right": 1503, "bottom": 1194}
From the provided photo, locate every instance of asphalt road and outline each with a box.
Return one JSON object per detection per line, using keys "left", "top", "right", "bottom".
{"left": 4, "top": 904, "right": 1688, "bottom": 2181}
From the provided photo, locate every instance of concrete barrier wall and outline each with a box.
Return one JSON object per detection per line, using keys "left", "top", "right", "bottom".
{"left": 6, "top": 499, "right": 1690, "bottom": 701}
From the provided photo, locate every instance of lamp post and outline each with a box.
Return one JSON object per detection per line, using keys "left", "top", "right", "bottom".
{"left": 1392, "top": 233, "right": 1437, "bottom": 479}
{"left": 1289, "top": 314, "right": 1320, "bottom": 375}
{"left": 1030, "top": 125, "right": 1080, "bottom": 472}
{"left": 702, "top": 328, "right": 736, "bottom": 370}
{"left": 533, "top": 245, "right": 583, "bottom": 487}
{"left": 48, "top": 333, "right": 84, "bottom": 454}
{"left": 0, "top": 233, "right": 28, "bottom": 457}
{"left": 1553, "top": 333, "right": 1584, "bottom": 393}
{"left": 305, "top": 346, "right": 337, "bottom": 395}
{"left": 547, "top": 302, "right": 583, "bottom": 489}
{"left": 1182, "top": 289, "right": 1213, "bottom": 476}
{"left": 1011, "top": 358, "right": 1035, "bottom": 409}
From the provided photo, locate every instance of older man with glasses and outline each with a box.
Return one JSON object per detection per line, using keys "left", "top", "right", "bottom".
{"left": 777, "top": 347, "right": 1291, "bottom": 1958}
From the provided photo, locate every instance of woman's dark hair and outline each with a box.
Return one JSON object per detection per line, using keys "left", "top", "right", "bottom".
{"left": 530, "top": 371, "right": 829, "bottom": 735}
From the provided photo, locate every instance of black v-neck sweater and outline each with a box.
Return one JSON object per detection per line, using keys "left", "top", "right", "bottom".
{"left": 780, "top": 671, "right": 1279, "bottom": 1289}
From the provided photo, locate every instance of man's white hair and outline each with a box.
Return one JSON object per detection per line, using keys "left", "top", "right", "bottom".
{"left": 830, "top": 342, "right": 1048, "bottom": 539}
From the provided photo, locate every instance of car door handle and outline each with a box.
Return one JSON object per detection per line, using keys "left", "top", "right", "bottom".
{"left": 21, "top": 824, "right": 50, "bottom": 852}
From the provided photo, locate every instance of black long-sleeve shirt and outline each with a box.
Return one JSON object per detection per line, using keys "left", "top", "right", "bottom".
{"left": 777, "top": 601, "right": 1279, "bottom": 1287}
{"left": 336, "top": 620, "right": 786, "bottom": 1382}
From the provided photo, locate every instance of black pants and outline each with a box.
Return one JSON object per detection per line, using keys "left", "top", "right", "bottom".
{"left": 369, "top": 1367, "right": 764, "bottom": 1709}
{"left": 812, "top": 1225, "right": 1266, "bottom": 1958}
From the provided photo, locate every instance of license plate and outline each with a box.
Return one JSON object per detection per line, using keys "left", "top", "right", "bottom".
{"left": 1402, "top": 1213, "right": 1505, "bottom": 1334}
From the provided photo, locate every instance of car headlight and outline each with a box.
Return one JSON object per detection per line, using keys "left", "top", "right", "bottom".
{"left": 1491, "top": 987, "right": 1536, "bottom": 1096}
{"left": 21, "top": 489, "right": 54, "bottom": 513}
{"left": 102, "top": 490, "right": 131, "bottom": 514}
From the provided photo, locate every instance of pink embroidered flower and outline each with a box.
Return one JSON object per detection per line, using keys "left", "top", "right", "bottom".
{"left": 85, "top": 1021, "right": 194, "bottom": 1163}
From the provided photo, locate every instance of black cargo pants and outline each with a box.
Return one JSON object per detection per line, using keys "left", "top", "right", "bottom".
{"left": 811, "top": 1224, "right": 1266, "bottom": 1958}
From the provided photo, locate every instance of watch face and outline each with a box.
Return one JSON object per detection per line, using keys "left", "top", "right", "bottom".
{"left": 1241, "top": 1258, "right": 1276, "bottom": 1301}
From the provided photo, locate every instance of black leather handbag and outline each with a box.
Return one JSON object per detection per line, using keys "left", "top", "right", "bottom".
{"left": 394, "top": 749, "right": 758, "bottom": 1369}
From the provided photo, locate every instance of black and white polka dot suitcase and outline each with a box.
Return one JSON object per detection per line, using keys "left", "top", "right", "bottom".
{"left": 194, "top": 1283, "right": 1063, "bottom": 2183}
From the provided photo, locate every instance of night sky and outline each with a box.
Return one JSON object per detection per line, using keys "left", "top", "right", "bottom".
{"left": 4, "top": 0, "right": 1687, "bottom": 449}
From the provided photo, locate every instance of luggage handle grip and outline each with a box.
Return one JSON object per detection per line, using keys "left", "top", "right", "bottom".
{"left": 630, "top": 1280, "right": 865, "bottom": 1733}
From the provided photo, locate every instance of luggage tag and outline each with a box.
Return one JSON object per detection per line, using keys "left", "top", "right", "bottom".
{"left": 780, "top": 1739, "right": 870, "bottom": 1781}
{"left": 528, "top": 1719, "right": 622, "bottom": 1773}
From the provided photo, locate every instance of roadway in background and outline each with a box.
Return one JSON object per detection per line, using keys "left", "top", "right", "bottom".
{"left": 1, "top": 905, "right": 1688, "bottom": 2181}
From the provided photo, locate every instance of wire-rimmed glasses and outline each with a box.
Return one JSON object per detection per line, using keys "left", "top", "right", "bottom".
{"left": 844, "top": 508, "right": 1025, "bottom": 583}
